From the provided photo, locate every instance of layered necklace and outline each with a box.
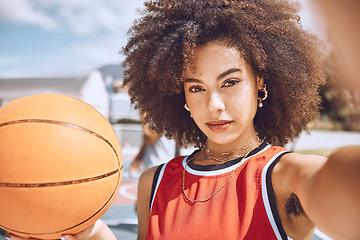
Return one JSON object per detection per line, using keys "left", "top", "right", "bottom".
{"left": 202, "top": 136, "right": 261, "bottom": 162}
{"left": 182, "top": 138, "right": 262, "bottom": 203}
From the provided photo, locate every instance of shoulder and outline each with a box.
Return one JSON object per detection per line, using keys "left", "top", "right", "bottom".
{"left": 274, "top": 152, "right": 327, "bottom": 186}
{"left": 272, "top": 152, "right": 327, "bottom": 194}
{"left": 138, "top": 156, "right": 185, "bottom": 193}
{"left": 138, "top": 166, "right": 159, "bottom": 193}
{"left": 138, "top": 164, "right": 165, "bottom": 209}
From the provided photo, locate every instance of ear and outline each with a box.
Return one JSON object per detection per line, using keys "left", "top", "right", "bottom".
{"left": 256, "top": 75, "right": 265, "bottom": 90}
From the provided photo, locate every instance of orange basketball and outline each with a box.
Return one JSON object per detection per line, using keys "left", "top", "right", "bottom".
{"left": 0, "top": 94, "right": 123, "bottom": 239}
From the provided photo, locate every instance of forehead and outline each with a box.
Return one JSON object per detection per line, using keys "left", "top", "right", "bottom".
{"left": 184, "top": 41, "right": 247, "bottom": 77}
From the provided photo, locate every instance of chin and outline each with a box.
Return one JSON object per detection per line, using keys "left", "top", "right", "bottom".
{"left": 207, "top": 134, "right": 238, "bottom": 145}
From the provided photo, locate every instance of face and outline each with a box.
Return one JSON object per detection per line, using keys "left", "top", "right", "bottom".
{"left": 183, "top": 41, "right": 263, "bottom": 150}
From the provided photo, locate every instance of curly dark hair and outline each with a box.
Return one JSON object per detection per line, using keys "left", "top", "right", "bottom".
{"left": 122, "top": 0, "right": 326, "bottom": 148}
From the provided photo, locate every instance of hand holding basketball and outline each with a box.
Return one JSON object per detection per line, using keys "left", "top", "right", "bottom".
{"left": 61, "top": 219, "right": 116, "bottom": 240}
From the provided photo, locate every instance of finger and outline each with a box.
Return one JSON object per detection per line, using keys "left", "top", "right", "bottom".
{"left": 60, "top": 236, "right": 75, "bottom": 240}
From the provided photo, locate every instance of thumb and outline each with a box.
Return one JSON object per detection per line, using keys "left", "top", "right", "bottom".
{"left": 60, "top": 236, "right": 76, "bottom": 240}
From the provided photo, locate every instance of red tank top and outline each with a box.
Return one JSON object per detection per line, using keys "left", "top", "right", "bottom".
{"left": 147, "top": 143, "right": 290, "bottom": 240}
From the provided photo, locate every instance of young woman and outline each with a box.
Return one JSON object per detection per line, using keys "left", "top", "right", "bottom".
{"left": 123, "top": 1, "right": 359, "bottom": 238}
{"left": 7, "top": 0, "right": 360, "bottom": 240}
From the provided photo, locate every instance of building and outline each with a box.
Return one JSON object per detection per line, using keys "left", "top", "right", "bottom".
{"left": 0, "top": 64, "right": 142, "bottom": 152}
{"left": 97, "top": 64, "right": 142, "bottom": 152}
{"left": 0, "top": 74, "right": 109, "bottom": 119}
{"left": 97, "top": 64, "right": 140, "bottom": 123}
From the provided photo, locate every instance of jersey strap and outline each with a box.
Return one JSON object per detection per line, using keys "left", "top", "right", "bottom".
{"left": 262, "top": 150, "right": 291, "bottom": 240}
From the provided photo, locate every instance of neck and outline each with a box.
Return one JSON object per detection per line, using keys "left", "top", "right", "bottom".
{"left": 203, "top": 134, "right": 262, "bottom": 163}
{"left": 206, "top": 132, "right": 260, "bottom": 153}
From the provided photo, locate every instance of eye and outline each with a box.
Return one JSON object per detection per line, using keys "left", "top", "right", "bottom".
{"left": 222, "top": 78, "right": 240, "bottom": 88}
{"left": 188, "top": 85, "right": 205, "bottom": 93}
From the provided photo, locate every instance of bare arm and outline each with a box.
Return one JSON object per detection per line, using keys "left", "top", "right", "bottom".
{"left": 285, "top": 146, "right": 360, "bottom": 240}
{"left": 137, "top": 167, "right": 157, "bottom": 240}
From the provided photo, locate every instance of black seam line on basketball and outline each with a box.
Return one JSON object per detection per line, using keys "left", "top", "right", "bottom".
{"left": 0, "top": 118, "right": 123, "bottom": 171}
{"left": 0, "top": 167, "right": 122, "bottom": 236}
{"left": 0, "top": 167, "right": 122, "bottom": 187}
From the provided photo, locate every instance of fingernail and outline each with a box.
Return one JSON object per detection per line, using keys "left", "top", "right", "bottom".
{"left": 60, "top": 237, "right": 67, "bottom": 240}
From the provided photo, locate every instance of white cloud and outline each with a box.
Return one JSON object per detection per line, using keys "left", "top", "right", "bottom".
{"left": 0, "top": 0, "right": 59, "bottom": 30}
{"left": 0, "top": 0, "right": 144, "bottom": 35}
{"left": 52, "top": 0, "right": 144, "bottom": 35}
{"left": 0, "top": 0, "right": 146, "bottom": 78}
{"left": 71, "top": 34, "right": 126, "bottom": 65}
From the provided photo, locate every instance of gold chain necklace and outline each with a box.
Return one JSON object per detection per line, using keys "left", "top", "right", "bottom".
{"left": 182, "top": 151, "right": 251, "bottom": 203}
{"left": 203, "top": 137, "right": 261, "bottom": 162}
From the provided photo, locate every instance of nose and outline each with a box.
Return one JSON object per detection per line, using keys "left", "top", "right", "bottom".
{"left": 208, "top": 91, "right": 225, "bottom": 113}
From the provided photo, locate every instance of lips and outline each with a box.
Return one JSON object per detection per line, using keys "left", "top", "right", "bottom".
{"left": 206, "top": 120, "right": 233, "bottom": 132}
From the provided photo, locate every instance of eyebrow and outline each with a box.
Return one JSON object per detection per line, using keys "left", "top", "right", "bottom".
{"left": 184, "top": 68, "right": 242, "bottom": 83}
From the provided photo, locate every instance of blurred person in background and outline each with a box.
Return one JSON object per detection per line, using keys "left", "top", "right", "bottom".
{"left": 129, "top": 118, "right": 178, "bottom": 178}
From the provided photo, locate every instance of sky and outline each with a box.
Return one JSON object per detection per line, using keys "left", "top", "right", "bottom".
{"left": 0, "top": 0, "right": 326, "bottom": 78}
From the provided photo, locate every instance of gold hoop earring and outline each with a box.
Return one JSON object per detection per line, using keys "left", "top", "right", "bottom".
{"left": 184, "top": 103, "right": 190, "bottom": 112}
{"left": 258, "top": 84, "right": 268, "bottom": 108}
{"left": 184, "top": 103, "right": 193, "bottom": 118}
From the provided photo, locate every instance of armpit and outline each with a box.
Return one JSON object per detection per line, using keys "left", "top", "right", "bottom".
{"left": 286, "top": 193, "right": 306, "bottom": 217}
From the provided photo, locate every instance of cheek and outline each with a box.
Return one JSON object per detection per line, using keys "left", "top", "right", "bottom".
{"left": 188, "top": 100, "right": 205, "bottom": 119}
{"left": 228, "top": 89, "right": 258, "bottom": 116}
{"left": 229, "top": 87, "right": 258, "bottom": 105}
{"left": 184, "top": 88, "right": 204, "bottom": 107}
{"left": 184, "top": 92, "right": 194, "bottom": 107}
